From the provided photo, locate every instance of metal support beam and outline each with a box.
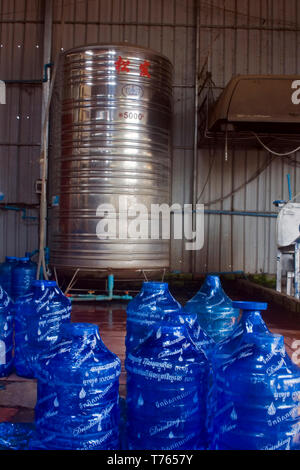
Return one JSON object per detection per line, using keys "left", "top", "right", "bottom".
{"left": 192, "top": 0, "right": 200, "bottom": 275}
{"left": 41, "top": 0, "right": 53, "bottom": 172}
{"left": 37, "top": 0, "right": 53, "bottom": 280}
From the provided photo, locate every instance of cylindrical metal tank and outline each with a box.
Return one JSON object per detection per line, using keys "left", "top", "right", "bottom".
{"left": 49, "top": 44, "right": 173, "bottom": 273}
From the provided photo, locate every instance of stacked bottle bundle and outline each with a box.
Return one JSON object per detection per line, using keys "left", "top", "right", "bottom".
{"left": 0, "top": 257, "right": 18, "bottom": 298}
{"left": 125, "top": 282, "right": 209, "bottom": 450}
{"left": 207, "top": 301, "right": 268, "bottom": 444}
{"left": 12, "top": 257, "right": 36, "bottom": 300}
{"left": 0, "top": 285, "right": 13, "bottom": 377}
{"left": 126, "top": 281, "right": 213, "bottom": 357}
{"left": 126, "top": 318, "right": 209, "bottom": 450}
{"left": 210, "top": 302, "right": 300, "bottom": 450}
{"left": 212, "top": 301, "right": 269, "bottom": 365}
{"left": 14, "top": 280, "right": 71, "bottom": 378}
{"left": 184, "top": 275, "right": 239, "bottom": 342}
{"left": 32, "top": 323, "right": 121, "bottom": 450}
{"left": 126, "top": 282, "right": 184, "bottom": 355}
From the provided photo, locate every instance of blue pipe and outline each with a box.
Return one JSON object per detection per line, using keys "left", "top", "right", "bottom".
{"left": 43, "top": 63, "right": 53, "bottom": 82}
{"left": 69, "top": 274, "right": 133, "bottom": 302}
{"left": 204, "top": 209, "right": 277, "bottom": 218}
{"left": 287, "top": 174, "right": 293, "bottom": 201}
{"left": 108, "top": 274, "right": 114, "bottom": 298}
{"left": 3, "top": 63, "right": 53, "bottom": 85}
{"left": 1, "top": 205, "right": 38, "bottom": 220}
{"left": 26, "top": 247, "right": 49, "bottom": 263}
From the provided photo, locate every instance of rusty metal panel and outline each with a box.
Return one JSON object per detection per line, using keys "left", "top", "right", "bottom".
{"left": 0, "top": 0, "right": 42, "bottom": 260}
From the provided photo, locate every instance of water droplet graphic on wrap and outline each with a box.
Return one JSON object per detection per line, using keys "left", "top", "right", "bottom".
{"left": 54, "top": 397, "right": 59, "bottom": 407}
{"left": 33, "top": 323, "right": 121, "bottom": 449}
{"left": 267, "top": 402, "right": 276, "bottom": 416}
{"left": 137, "top": 394, "right": 144, "bottom": 407}
{"left": 14, "top": 280, "right": 71, "bottom": 379}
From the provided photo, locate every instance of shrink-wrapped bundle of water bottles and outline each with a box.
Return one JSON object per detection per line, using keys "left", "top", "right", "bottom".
{"left": 0, "top": 284, "right": 13, "bottom": 377}
{"left": 125, "top": 282, "right": 209, "bottom": 450}
{"left": 209, "top": 301, "right": 300, "bottom": 450}
{"left": 31, "top": 323, "right": 121, "bottom": 450}
{"left": 125, "top": 278, "right": 300, "bottom": 450}
{"left": 0, "top": 254, "right": 122, "bottom": 450}
{"left": 0, "top": 259, "right": 299, "bottom": 450}
{"left": 14, "top": 280, "right": 71, "bottom": 378}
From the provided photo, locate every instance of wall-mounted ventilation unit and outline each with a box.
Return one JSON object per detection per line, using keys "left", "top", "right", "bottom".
{"left": 208, "top": 75, "right": 300, "bottom": 134}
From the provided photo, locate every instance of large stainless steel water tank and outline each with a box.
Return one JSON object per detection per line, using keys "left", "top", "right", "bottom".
{"left": 49, "top": 44, "right": 173, "bottom": 272}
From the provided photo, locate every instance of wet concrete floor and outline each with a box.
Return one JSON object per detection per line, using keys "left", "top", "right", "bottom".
{"left": 0, "top": 281, "right": 299, "bottom": 423}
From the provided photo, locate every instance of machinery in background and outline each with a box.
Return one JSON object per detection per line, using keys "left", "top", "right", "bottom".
{"left": 274, "top": 198, "right": 300, "bottom": 299}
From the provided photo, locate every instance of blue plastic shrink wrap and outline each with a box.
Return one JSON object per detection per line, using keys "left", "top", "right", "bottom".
{"left": 126, "top": 317, "right": 209, "bottom": 450}
{"left": 14, "top": 280, "right": 71, "bottom": 378}
{"left": 33, "top": 323, "right": 121, "bottom": 450}
{"left": 184, "top": 275, "right": 239, "bottom": 342}
{"left": 0, "top": 285, "right": 13, "bottom": 377}
{"left": 211, "top": 330, "right": 300, "bottom": 450}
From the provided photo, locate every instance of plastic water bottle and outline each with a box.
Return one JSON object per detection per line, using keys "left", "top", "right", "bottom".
{"left": 125, "top": 318, "right": 209, "bottom": 450}
{"left": 184, "top": 275, "right": 239, "bottom": 342}
{"left": 0, "top": 285, "right": 13, "bottom": 377}
{"left": 12, "top": 257, "right": 36, "bottom": 300}
{"left": 0, "top": 257, "right": 17, "bottom": 298}
{"left": 212, "top": 301, "right": 269, "bottom": 365}
{"left": 126, "top": 282, "right": 184, "bottom": 355}
{"left": 207, "top": 301, "right": 269, "bottom": 445}
{"left": 25, "top": 253, "right": 37, "bottom": 270}
{"left": 14, "top": 288, "right": 36, "bottom": 378}
{"left": 14, "top": 280, "right": 71, "bottom": 378}
{"left": 211, "top": 331, "right": 300, "bottom": 450}
{"left": 32, "top": 323, "right": 121, "bottom": 450}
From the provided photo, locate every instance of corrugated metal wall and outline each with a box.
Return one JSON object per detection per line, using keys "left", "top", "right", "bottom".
{"left": 194, "top": 0, "right": 300, "bottom": 274}
{"left": 1, "top": 0, "right": 300, "bottom": 273}
{"left": 0, "top": 0, "right": 43, "bottom": 258}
